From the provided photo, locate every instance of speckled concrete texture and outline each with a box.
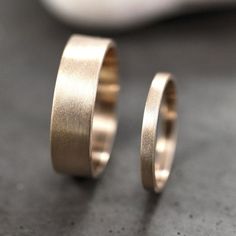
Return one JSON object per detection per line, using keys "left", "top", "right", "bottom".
{"left": 0, "top": 1, "right": 236, "bottom": 235}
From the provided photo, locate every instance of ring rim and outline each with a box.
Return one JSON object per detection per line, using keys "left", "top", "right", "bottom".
{"left": 140, "top": 73, "right": 177, "bottom": 193}
{"left": 50, "top": 34, "right": 119, "bottom": 178}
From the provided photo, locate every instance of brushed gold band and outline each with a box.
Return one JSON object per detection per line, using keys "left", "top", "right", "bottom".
{"left": 50, "top": 35, "right": 119, "bottom": 177}
{"left": 141, "top": 73, "right": 177, "bottom": 193}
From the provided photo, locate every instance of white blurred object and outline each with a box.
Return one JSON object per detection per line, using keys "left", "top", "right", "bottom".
{"left": 40, "top": 0, "right": 235, "bottom": 29}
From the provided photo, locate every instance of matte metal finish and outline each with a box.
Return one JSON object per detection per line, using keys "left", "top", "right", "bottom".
{"left": 141, "top": 73, "right": 177, "bottom": 192}
{"left": 50, "top": 35, "right": 119, "bottom": 177}
{"left": 1, "top": 1, "right": 236, "bottom": 235}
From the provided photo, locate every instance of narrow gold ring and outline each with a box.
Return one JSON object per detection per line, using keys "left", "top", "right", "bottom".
{"left": 50, "top": 35, "right": 119, "bottom": 178}
{"left": 141, "top": 73, "right": 177, "bottom": 193}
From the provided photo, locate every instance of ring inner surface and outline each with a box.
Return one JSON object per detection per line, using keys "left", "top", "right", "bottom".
{"left": 91, "top": 47, "right": 119, "bottom": 176}
{"left": 155, "top": 80, "right": 177, "bottom": 190}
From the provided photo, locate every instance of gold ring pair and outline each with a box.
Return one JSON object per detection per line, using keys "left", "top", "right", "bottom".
{"left": 50, "top": 35, "right": 177, "bottom": 193}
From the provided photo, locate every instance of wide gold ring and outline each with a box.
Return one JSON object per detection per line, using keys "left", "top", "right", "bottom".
{"left": 141, "top": 73, "right": 177, "bottom": 193}
{"left": 50, "top": 35, "right": 119, "bottom": 178}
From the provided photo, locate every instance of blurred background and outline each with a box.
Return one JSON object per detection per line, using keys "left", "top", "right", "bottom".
{"left": 0, "top": 0, "right": 236, "bottom": 235}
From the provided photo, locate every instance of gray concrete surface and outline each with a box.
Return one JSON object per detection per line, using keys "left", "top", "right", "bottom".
{"left": 0, "top": 1, "right": 236, "bottom": 235}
